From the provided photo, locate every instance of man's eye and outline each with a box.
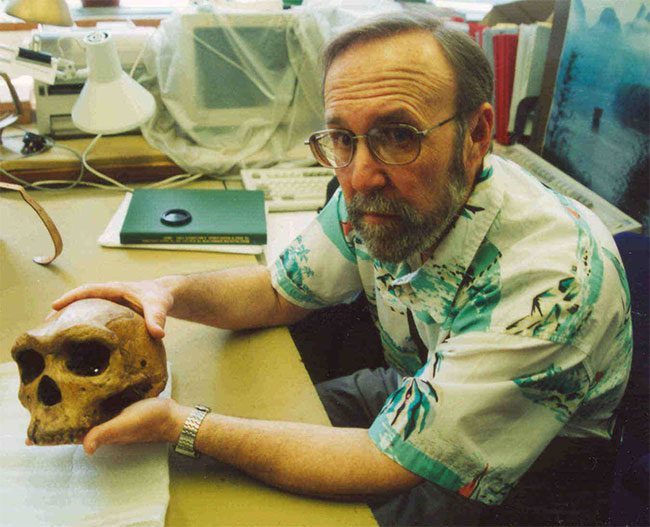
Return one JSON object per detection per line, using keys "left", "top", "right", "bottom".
{"left": 387, "top": 127, "right": 413, "bottom": 144}
{"left": 332, "top": 132, "right": 352, "bottom": 146}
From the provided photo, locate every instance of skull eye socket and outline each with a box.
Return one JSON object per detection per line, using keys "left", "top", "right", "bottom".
{"left": 64, "top": 340, "right": 112, "bottom": 376}
{"left": 15, "top": 349, "right": 45, "bottom": 384}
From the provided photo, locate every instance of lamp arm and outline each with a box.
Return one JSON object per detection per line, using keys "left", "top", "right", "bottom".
{"left": 0, "top": 182, "right": 63, "bottom": 265}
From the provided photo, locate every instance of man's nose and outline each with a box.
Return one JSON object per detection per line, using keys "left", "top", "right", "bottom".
{"left": 349, "top": 139, "right": 387, "bottom": 193}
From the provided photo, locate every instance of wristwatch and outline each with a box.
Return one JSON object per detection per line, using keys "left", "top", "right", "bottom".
{"left": 174, "top": 404, "right": 211, "bottom": 458}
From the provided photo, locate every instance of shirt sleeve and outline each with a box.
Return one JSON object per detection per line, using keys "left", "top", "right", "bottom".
{"left": 369, "top": 332, "right": 592, "bottom": 505}
{"left": 270, "top": 188, "right": 363, "bottom": 309}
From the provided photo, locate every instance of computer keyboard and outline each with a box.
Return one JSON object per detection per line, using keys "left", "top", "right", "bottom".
{"left": 493, "top": 143, "right": 642, "bottom": 234}
{"left": 241, "top": 167, "right": 335, "bottom": 212}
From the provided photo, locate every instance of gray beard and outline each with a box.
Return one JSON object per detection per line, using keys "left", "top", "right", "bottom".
{"left": 347, "top": 166, "right": 469, "bottom": 264}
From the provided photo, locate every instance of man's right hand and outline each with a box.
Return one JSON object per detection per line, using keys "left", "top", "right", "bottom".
{"left": 52, "top": 279, "right": 174, "bottom": 339}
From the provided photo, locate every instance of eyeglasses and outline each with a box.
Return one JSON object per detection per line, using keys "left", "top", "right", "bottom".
{"left": 304, "top": 114, "right": 458, "bottom": 169}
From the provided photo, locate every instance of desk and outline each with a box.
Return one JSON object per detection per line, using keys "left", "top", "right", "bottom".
{"left": 0, "top": 188, "right": 376, "bottom": 526}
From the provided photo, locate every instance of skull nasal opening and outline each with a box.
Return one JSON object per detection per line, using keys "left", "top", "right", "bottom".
{"left": 38, "top": 375, "right": 62, "bottom": 406}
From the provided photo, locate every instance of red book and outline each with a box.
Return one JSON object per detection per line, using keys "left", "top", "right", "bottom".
{"left": 468, "top": 22, "right": 487, "bottom": 47}
{"left": 492, "top": 33, "right": 519, "bottom": 145}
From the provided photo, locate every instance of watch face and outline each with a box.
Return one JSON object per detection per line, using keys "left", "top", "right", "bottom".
{"left": 196, "top": 404, "right": 211, "bottom": 412}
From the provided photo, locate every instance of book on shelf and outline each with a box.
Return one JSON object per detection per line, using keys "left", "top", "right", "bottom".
{"left": 119, "top": 189, "right": 267, "bottom": 245}
{"left": 508, "top": 22, "right": 552, "bottom": 135}
{"left": 482, "top": 24, "right": 518, "bottom": 79}
{"left": 492, "top": 32, "right": 519, "bottom": 144}
{"left": 467, "top": 22, "right": 488, "bottom": 46}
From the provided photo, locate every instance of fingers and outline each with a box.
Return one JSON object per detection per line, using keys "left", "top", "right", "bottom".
{"left": 83, "top": 428, "right": 102, "bottom": 455}
{"left": 83, "top": 418, "right": 124, "bottom": 455}
{"left": 144, "top": 309, "right": 167, "bottom": 339}
{"left": 52, "top": 283, "right": 131, "bottom": 311}
{"left": 51, "top": 282, "right": 168, "bottom": 339}
{"left": 83, "top": 430, "right": 100, "bottom": 455}
{"left": 124, "top": 290, "right": 167, "bottom": 338}
{"left": 82, "top": 398, "right": 174, "bottom": 455}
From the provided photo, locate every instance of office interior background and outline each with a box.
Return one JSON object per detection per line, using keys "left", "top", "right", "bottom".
{"left": 60, "top": 0, "right": 515, "bottom": 22}
{"left": 1, "top": 0, "right": 647, "bottom": 234}
{"left": 0, "top": 1, "right": 647, "bottom": 525}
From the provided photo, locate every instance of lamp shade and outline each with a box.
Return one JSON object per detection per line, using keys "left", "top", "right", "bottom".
{"left": 5, "top": 0, "right": 73, "bottom": 26}
{"left": 71, "top": 31, "right": 155, "bottom": 135}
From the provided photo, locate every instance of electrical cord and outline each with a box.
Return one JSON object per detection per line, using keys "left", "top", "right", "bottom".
{"left": 0, "top": 131, "right": 207, "bottom": 192}
{"left": 0, "top": 133, "right": 89, "bottom": 191}
{"left": 80, "top": 134, "right": 132, "bottom": 191}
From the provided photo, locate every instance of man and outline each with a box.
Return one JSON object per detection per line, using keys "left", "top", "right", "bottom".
{"left": 50, "top": 12, "right": 631, "bottom": 526}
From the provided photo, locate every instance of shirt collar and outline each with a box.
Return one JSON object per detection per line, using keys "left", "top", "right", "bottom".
{"left": 382, "top": 155, "right": 503, "bottom": 323}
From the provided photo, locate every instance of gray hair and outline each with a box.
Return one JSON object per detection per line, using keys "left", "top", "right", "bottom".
{"left": 322, "top": 11, "right": 493, "bottom": 121}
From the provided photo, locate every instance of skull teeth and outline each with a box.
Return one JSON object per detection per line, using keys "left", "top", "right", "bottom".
{"left": 31, "top": 426, "right": 88, "bottom": 445}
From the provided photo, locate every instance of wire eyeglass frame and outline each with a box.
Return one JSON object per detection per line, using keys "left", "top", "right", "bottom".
{"left": 304, "top": 114, "right": 458, "bottom": 169}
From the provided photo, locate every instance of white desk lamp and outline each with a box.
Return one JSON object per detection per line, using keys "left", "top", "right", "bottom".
{"left": 71, "top": 31, "right": 156, "bottom": 135}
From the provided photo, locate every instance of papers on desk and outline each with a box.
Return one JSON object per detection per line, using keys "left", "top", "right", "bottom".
{"left": 99, "top": 193, "right": 265, "bottom": 255}
{"left": 0, "top": 361, "right": 171, "bottom": 527}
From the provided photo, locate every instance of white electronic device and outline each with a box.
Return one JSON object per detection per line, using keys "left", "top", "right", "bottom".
{"left": 175, "top": 10, "right": 298, "bottom": 130}
{"left": 494, "top": 143, "right": 642, "bottom": 234}
{"left": 0, "top": 44, "right": 60, "bottom": 84}
{"left": 241, "top": 166, "right": 335, "bottom": 212}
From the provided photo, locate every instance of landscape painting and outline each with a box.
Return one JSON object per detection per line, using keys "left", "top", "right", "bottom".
{"left": 542, "top": 0, "right": 649, "bottom": 231}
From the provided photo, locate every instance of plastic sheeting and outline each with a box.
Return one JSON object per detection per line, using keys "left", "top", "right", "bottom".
{"left": 137, "top": 1, "right": 401, "bottom": 175}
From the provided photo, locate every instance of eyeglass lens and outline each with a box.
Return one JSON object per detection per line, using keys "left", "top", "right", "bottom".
{"left": 311, "top": 125, "right": 421, "bottom": 168}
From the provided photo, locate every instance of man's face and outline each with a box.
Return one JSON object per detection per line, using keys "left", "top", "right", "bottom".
{"left": 324, "top": 30, "right": 471, "bottom": 263}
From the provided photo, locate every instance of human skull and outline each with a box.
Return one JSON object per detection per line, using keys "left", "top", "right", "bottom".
{"left": 11, "top": 298, "right": 167, "bottom": 445}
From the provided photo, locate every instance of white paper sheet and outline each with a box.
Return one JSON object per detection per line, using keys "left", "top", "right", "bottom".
{"left": 0, "top": 361, "right": 171, "bottom": 527}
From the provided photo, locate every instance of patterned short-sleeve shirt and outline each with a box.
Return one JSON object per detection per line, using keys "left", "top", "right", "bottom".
{"left": 270, "top": 154, "right": 632, "bottom": 505}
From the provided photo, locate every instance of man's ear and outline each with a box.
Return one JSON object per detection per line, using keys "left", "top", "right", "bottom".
{"left": 466, "top": 102, "right": 494, "bottom": 169}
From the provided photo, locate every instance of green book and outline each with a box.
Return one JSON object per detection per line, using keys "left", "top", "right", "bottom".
{"left": 120, "top": 189, "right": 267, "bottom": 245}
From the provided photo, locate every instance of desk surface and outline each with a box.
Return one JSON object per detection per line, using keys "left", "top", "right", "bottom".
{"left": 0, "top": 188, "right": 376, "bottom": 526}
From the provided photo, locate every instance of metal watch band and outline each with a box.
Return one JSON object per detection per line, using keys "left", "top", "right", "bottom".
{"left": 174, "top": 404, "right": 211, "bottom": 459}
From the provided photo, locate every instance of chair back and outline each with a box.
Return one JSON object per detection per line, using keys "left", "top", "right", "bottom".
{"left": 609, "top": 232, "right": 649, "bottom": 526}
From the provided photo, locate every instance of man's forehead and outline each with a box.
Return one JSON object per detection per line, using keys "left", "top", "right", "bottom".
{"left": 325, "top": 65, "right": 451, "bottom": 103}
{"left": 325, "top": 30, "right": 454, "bottom": 85}
{"left": 325, "top": 101, "right": 426, "bottom": 128}
{"left": 323, "top": 30, "right": 456, "bottom": 122}
{"left": 350, "top": 107, "right": 414, "bottom": 124}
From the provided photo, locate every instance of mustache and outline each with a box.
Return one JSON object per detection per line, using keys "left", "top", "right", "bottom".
{"left": 348, "top": 192, "right": 421, "bottom": 220}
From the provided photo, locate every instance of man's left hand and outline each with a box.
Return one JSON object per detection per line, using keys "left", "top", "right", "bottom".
{"left": 82, "top": 398, "right": 188, "bottom": 455}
